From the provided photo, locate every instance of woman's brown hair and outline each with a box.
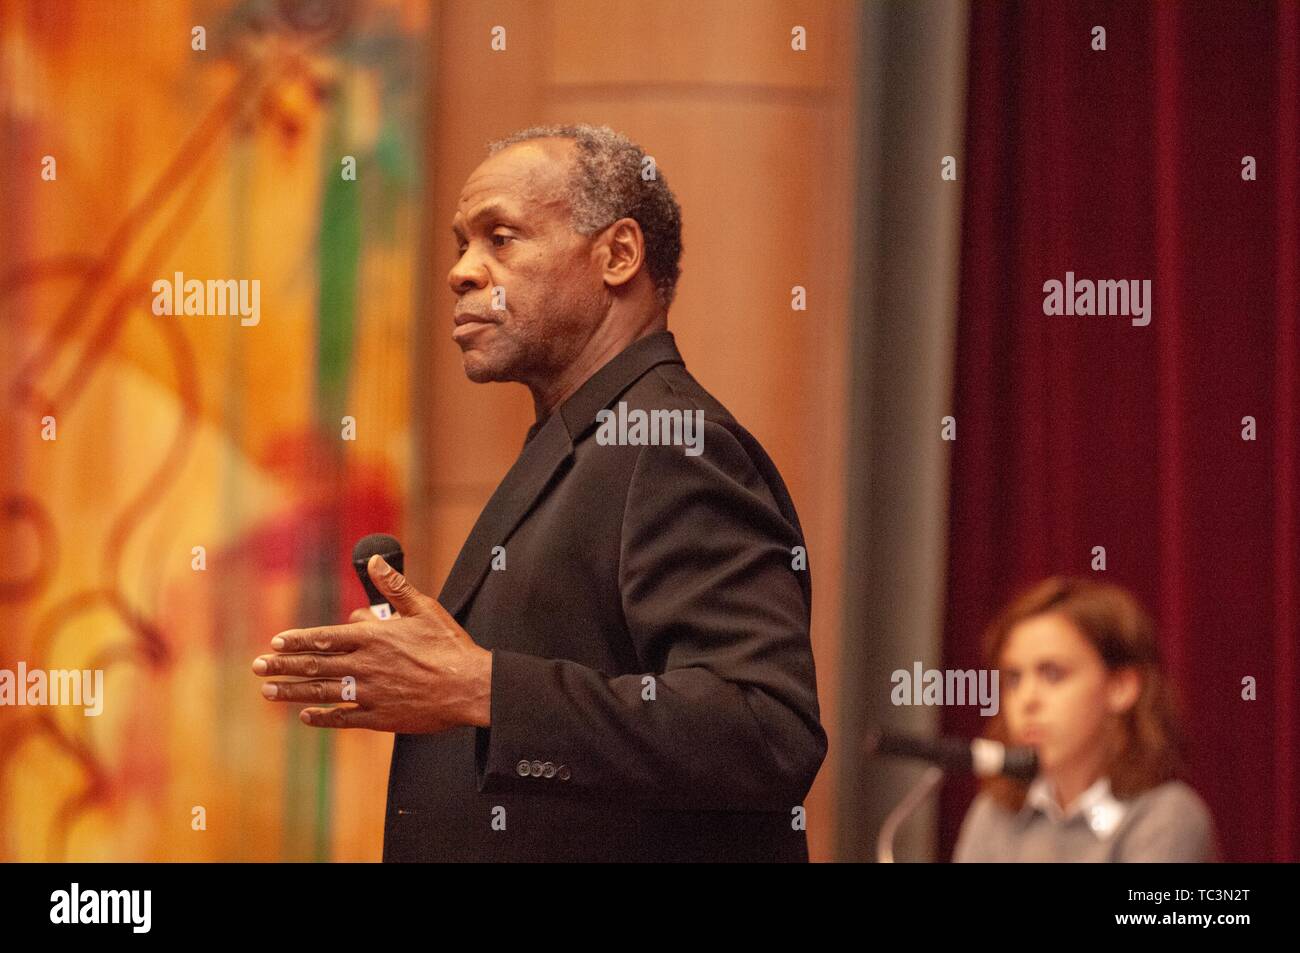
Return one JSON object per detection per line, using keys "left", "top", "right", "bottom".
{"left": 978, "top": 576, "right": 1188, "bottom": 811}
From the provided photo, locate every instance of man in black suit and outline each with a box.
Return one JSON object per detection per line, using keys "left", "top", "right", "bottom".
{"left": 253, "top": 124, "right": 826, "bottom": 861}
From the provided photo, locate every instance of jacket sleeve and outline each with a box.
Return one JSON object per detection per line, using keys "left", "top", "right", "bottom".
{"left": 473, "top": 418, "right": 827, "bottom": 812}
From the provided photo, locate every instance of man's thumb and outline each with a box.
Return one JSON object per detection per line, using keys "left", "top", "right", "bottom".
{"left": 368, "top": 554, "right": 424, "bottom": 615}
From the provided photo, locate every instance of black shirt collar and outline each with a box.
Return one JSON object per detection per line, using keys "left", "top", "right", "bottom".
{"left": 523, "top": 330, "right": 684, "bottom": 447}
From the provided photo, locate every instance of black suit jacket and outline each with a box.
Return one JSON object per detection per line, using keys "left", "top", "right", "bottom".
{"left": 382, "top": 330, "right": 827, "bottom": 861}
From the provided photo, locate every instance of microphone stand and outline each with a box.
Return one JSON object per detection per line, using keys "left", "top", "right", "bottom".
{"left": 876, "top": 765, "right": 944, "bottom": 863}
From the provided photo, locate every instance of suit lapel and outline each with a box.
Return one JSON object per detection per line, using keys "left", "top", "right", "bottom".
{"left": 436, "top": 331, "right": 685, "bottom": 619}
{"left": 438, "top": 413, "right": 571, "bottom": 618}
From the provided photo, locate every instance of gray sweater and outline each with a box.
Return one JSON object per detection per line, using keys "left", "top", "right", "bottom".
{"left": 953, "top": 779, "right": 1220, "bottom": 862}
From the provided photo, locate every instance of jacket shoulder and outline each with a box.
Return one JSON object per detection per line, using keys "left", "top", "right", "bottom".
{"left": 1117, "top": 780, "right": 1220, "bottom": 862}
{"left": 953, "top": 791, "right": 1015, "bottom": 862}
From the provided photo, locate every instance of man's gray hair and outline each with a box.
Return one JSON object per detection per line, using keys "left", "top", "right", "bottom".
{"left": 487, "top": 124, "right": 684, "bottom": 313}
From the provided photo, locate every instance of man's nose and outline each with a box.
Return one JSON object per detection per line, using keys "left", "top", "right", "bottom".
{"left": 448, "top": 250, "right": 488, "bottom": 294}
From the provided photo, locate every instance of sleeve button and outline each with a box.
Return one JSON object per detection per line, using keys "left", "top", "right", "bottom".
{"left": 515, "top": 759, "right": 531, "bottom": 777}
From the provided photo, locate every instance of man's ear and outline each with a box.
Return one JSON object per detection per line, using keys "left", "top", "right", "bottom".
{"left": 600, "top": 217, "right": 644, "bottom": 290}
{"left": 1105, "top": 666, "right": 1141, "bottom": 715}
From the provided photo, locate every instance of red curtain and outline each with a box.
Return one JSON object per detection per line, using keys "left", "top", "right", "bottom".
{"left": 941, "top": 0, "right": 1298, "bottom": 862}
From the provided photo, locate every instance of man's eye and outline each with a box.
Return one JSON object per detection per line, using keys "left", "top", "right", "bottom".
{"left": 453, "top": 234, "right": 511, "bottom": 258}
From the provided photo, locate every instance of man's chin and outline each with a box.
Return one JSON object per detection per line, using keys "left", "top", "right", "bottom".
{"left": 460, "top": 352, "right": 507, "bottom": 384}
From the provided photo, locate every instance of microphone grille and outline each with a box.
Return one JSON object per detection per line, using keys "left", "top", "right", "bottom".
{"left": 1002, "top": 746, "right": 1040, "bottom": 782}
{"left": 352, "top": 533, "right": 403, "bottom": 566}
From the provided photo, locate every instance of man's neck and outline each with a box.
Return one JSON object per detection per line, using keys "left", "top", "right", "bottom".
{"left": 529, "top": 315, "right": 666, "bottom": 422}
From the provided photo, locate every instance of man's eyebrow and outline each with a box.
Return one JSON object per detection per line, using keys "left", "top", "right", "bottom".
{"left": 450, "top": 201, "right": 521, "bottom": 238}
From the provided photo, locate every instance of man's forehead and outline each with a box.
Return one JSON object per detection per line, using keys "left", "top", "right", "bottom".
{"left": 454, "top": 139, "right": 574, "bottom": 221}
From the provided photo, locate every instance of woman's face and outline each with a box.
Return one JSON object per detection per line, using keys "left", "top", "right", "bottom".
{"left": 998, "top": 613, "right": 1134, "bottom": 774}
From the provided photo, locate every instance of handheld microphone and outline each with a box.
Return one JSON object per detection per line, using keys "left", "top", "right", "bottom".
{"left": 865, "top": 728, "right": 1039, "bottom": 781}
{"left": 351, "top": 533, "right": 405, "bottom": 620}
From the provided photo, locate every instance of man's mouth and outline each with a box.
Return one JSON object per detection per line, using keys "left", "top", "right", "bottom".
{"left": 452, "top": 316, "right": 495, "bottom": 342}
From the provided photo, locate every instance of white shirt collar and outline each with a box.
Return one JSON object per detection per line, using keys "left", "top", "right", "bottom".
{"left": 1021, "top": 775, "right": 1127, "bottom": 840}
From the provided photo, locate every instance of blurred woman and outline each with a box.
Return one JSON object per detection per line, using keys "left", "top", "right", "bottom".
{"left": 953, "top": 576, "right": 1219, "bottom": 862}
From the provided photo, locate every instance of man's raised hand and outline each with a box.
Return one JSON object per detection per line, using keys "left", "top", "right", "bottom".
{"left": 252, "top": 554, "right": 492, "bottom": 732}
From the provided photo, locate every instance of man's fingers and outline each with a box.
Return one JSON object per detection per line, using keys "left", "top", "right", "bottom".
{"left": 299, "top": 703, "right": 372, "bottom": 729}
{"left": 270, "top": 622, "right": 365, "bottom": 654}
{"left": 262, "top": 679, "right": 355, "bottom": 703}
{"left": 367, "top": 554, "right": 429, "bottom": 617}
{"left": 252, "top": 653, "right": 354, "bottom": 678}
